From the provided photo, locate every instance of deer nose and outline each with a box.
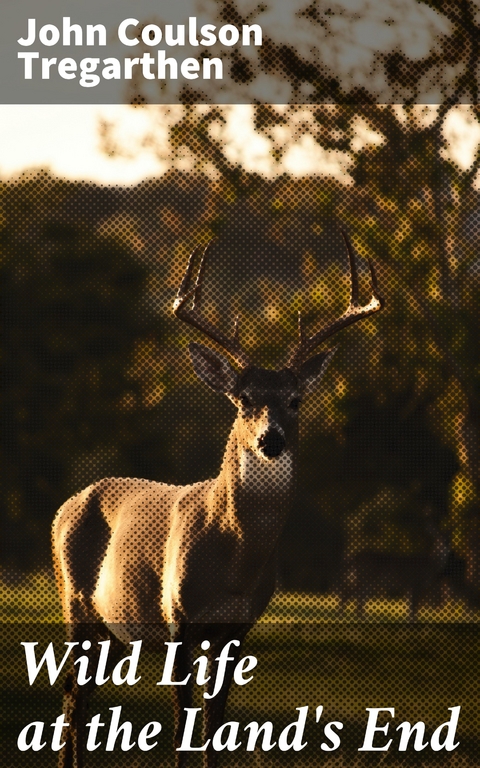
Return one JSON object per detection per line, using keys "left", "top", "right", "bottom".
{"left": 258, "top": 429, "right": 286, "bottom": 458}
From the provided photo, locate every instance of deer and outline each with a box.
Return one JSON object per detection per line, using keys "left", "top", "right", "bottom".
{"left": 51, "top": 233, "right": 383, "bottom": 768}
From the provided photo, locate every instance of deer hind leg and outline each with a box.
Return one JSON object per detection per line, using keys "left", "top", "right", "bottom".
{"left": 58, "top": 583, "right": 127, "bottom": 768}
{"left": 54, "top": 488, "right": 113, "bottom": 767}
{"left": 57, "top": 609, "right": 110, "bottom": 768}
{"left": 58, "top": 635, "right": 92, "bottom": 768}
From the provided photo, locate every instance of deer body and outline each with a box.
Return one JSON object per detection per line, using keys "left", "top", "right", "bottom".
{"left": 52, "top": 236, "right": 383, "bottom": 768}
{"left": 54, "top": 368, "right": 301, "bottom": 630}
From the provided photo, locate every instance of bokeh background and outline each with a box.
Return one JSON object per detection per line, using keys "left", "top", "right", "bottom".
{"left": 3, "top": 1, "right": 480, "bottom": 614}
{"left": 3, "top": 2, "right": 480, "bottom": 764}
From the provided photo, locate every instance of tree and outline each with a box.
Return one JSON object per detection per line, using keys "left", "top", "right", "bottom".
{"left": 257, "top": 0, "right": 480, "bottom": 586}
{"left": 108, "top": 0, "right": 480, "bottom": 587}
{"left": 0, "top": 172, "right": 162, "bottom": 573}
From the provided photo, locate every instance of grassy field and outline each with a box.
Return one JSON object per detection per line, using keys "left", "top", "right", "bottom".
{"left": 2, "top": 575, "right": 480, "bottom": 766}
{"left": 2, "top": 570, "right": 480, "bottom": 624}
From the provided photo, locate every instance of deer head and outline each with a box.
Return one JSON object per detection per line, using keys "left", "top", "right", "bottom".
{"left": 173, "top": 235, "right": 384, "bottom": 463}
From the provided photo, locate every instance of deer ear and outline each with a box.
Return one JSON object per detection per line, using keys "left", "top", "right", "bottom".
{"left": 189, "top": 342, "right": 238, "bottom": 394}
{"left": 298, "top": 348, "right": 337, "bottom": 396}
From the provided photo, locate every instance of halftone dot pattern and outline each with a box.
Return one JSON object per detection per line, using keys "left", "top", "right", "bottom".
{"left": 2, "top": 109, "right": 480, "bottom": 766}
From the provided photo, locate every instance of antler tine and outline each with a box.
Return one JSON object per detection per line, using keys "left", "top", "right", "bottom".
{"left": 287, "top": 231, "right": 385, "bottom": 372}
{"left": 233, "top": 315, "right": 241, "bottom": 342}
{"left": 176, "top": 244, "right": 202, "bottom": 300}
{"left": 367, "top": 257, "right": 382, "bottom": 304}
{"left": 191, "top": 238, "right": 214, "bottom": 310}
{"left": 342, "top": 230, "right": 360, "bottom": 307}
{"left": 173, "top": 240, "right": 252, "bottom": 369}
{"left": 297, "top": 311, "right": 305, "bottom": 343}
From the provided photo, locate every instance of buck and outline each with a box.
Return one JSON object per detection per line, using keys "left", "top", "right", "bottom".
{"left": 52, "top": 234, "right": 383, "bottom": 768}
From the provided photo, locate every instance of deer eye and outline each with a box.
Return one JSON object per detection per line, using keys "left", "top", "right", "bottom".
{"left": 239, "top": 393, "right": 252, "bottom": 407}
{"left": 289, "top": 397, "right": 301, "bottom": 411}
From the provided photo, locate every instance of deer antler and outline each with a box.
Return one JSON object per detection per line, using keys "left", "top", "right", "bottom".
{"left": 287, "top": 231, "right": 384, "bottom": 372}
{"left": 173, "top": 239, "right": 252, "bottom": 369}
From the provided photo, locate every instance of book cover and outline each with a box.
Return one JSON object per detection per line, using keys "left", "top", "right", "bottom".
{"left": 1, "top": 1, "right": 479, "bottom": 766}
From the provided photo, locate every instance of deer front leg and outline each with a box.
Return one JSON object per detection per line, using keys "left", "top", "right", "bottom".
{"left": 172, "top": 624, "right": 196, "bottom": 768}
{"left": 202, "top": 624, "right": 251, "bottom": 768}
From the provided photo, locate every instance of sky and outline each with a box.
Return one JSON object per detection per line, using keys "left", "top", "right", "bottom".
{"left": 2, "top": 1, "right": 479, "bottom": 185}
{"left": 1, "top": 104, "right": 480, "bottom": 187}
{"left": 0, "top": 105, "right": 163, "bottom": 184}
{"left": 0, "top": 104, "right": 353, "bottom": 184}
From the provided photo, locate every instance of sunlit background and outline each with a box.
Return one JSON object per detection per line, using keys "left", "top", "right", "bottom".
{"left": 4, "top": 2, "right": 480, "bottom": 624}
{"left": 1, "top": 104, "right": 480, "bottom": 184}
{"left": 4, "top": 4, "right": 480, "bottom": 761}
{"left": 2, "top": 0, "right": 480, "bottom": 182}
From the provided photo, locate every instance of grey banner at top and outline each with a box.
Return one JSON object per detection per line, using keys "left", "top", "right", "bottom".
{"left": 0, "top": 0, "right": 471, "bottom": 104}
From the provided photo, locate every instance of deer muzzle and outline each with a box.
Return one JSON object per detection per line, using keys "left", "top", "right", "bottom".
{"left": 258, "top": 428, "right": 286, "bottom": 458}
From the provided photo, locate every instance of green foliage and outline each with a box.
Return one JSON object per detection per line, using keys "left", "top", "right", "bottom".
{"left": 112, "top": 0, "right": 480, "bottom": 585}
{"left": 0, "top": 173, "right": 162, "bottom": 572}
{"left": 1, "top": 169, "right": 459, "bottom": 588}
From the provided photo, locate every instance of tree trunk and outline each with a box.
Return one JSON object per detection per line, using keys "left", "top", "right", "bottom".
{"left": 457, "top": 406, "right": 480, "bottom": 588}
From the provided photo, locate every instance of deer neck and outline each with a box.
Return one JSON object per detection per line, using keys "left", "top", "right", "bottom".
{"left": 208, "top": 418, "right": 296, "bottom": 533}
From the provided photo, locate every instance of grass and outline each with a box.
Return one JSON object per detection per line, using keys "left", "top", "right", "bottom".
{"left": 0, "top": 570, "right": 62, "bottom": 622}
{"left": 263, "top": 591, "right": 480, "bottom": 623}
{"left": 2, "top": 572, "right": 479, "bottom": 624}
{"left": 2, "top": 576, "right": 480, "bottom": 766}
